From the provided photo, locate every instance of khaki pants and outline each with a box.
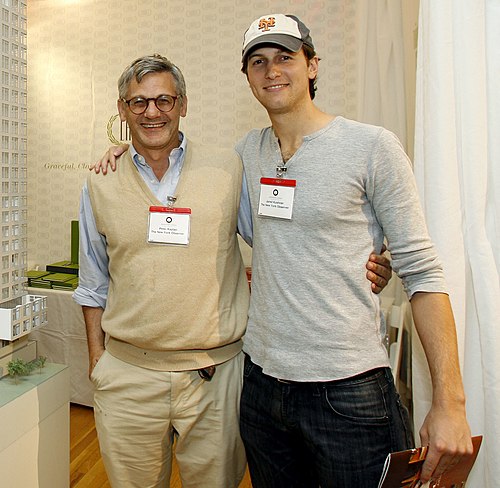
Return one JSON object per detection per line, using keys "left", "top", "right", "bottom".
{"left": 91, "top": 350, "right": 246, "bottom": 488}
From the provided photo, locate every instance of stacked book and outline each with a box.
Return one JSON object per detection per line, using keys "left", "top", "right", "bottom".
{"left": 26, "top": 220, "right": 80, "bottom": 291}
{"left": 26, "top": 270, "right": 78, "bottom": 290}
{"left": 26, "top": 270, "right": 52, "bottom": 288}
{"left": 45, "top": 260, "right": 79, "bottom": 276}
{"left": 43, "top": 272, "right": 78, "bottom": 290}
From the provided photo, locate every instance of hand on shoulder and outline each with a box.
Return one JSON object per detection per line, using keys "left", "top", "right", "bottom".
{"left": 90, "top": 144, "right": 129, "bottom": 174}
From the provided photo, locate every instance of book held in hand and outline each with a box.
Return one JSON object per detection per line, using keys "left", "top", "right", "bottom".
{"left": 377, "top": 435, "right": 482, "bottom": 488}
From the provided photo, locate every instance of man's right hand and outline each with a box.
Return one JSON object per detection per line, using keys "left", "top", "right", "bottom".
{"left": 88, "top": 349, "right": 105, "bottom": 379}
{"left": 91, "top": 144, "right": 129, "bottom": 174}
{"left": 82, "top": 306, "right": 106, "bottom": 379}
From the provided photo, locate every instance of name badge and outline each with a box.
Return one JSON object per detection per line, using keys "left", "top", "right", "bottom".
{"left": 148, "top": 206, "right": 191, "bottom": 245}
{"left": 258, "top": 177, "right": 296, "bottom": 220}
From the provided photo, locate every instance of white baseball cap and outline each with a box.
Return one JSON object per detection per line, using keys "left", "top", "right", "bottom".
{"left": 242, "top": 14, "right": 315, "bottom": 63}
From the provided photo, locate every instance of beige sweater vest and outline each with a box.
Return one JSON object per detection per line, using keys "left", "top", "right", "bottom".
{"left": 87, "top": 141, "right": 249, "bottom": 370}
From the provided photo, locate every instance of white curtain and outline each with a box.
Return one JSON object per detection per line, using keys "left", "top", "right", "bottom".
{"left": 413, "top": 1, "right": 500, "bottom": 486}
{"left": 356, "top": 0, "right": 407, "bottom": 147}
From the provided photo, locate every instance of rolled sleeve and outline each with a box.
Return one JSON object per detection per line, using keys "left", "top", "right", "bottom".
{"left": 72, "top": 182, "right": 109, "bottom": 309}
{"left": 367, "top": 129, "right": 447, "bottom": 297}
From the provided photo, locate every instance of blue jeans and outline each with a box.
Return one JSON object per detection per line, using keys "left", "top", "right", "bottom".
{"left": 240, "top": 356, "right": 414, "bottom": 488}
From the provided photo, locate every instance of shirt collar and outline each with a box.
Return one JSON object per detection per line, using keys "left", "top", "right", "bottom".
{"left": 130, "top": 131, "right": 187, "bottom": 171}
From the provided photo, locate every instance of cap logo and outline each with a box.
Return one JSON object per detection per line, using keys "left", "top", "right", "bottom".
{"left": 258, "top": 17, "right": 276, "bottom": 32}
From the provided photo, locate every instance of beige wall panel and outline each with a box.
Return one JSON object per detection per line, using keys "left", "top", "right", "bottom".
{"left": 27, "top": 0, "right": 361, "bottom": 267}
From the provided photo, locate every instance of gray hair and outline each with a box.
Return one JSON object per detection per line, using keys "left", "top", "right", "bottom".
{"left": 118, "top": 54, "right": 187, "bottom": 103}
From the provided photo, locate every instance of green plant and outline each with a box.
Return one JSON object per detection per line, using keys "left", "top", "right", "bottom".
{"left": 7, "top": 358, "right": 30, "bottom": 384}
{"left": 6, "top": 356, "right": 48, "bottom": 383}
{"left": 33, "top": 356, "right": 47, "bottom": 373}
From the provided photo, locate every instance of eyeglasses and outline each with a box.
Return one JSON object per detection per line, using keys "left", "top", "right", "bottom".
{"left": 120, "top": 94, "right": 179, "bottom": 115}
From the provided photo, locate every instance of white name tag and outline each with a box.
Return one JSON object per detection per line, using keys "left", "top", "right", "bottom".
{"left": 148, "top": 206, "right": 191, "bottom": 246}
{"left": 258, "top": 177, "right": 296, "bottom": 220}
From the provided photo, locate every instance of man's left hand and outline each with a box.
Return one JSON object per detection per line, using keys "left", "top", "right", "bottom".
{"left": 418, "top": 402, "right": 473, "bottom": 484}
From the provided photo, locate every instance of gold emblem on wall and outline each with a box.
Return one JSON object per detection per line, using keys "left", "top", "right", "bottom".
{"left": 107, "top": 114, "right": 131, "bottom": 144}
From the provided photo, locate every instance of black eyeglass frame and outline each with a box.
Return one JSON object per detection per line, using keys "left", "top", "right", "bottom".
{"left": 120, "top": 94, "right": 180, "bottom": 115}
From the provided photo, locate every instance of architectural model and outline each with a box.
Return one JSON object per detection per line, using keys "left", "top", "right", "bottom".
{"left": 0, "top": 1, "right": 47, "bottom": 377}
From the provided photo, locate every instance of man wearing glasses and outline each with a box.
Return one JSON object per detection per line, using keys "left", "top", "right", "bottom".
{"left": 73, "top": 54, "right": 251, "bottom": 488}
{"left": 77, "top": 53, "right": 392, "bottom": 488}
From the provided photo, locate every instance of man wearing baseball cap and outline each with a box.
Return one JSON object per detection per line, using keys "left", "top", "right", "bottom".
{"left": 237, "top": 13, "right": 472, "bottom": 488}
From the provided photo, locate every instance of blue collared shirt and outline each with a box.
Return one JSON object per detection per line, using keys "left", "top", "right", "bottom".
{"left": 73, "top": 135, "right": 253, "bottom": 309}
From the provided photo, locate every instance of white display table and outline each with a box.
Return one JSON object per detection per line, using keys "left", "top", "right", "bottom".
{"left": 28, "top": 287, "right": 94, "bottom": 406}
{"left": 0, "top": 363, "right": 70, "bottom": 488}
